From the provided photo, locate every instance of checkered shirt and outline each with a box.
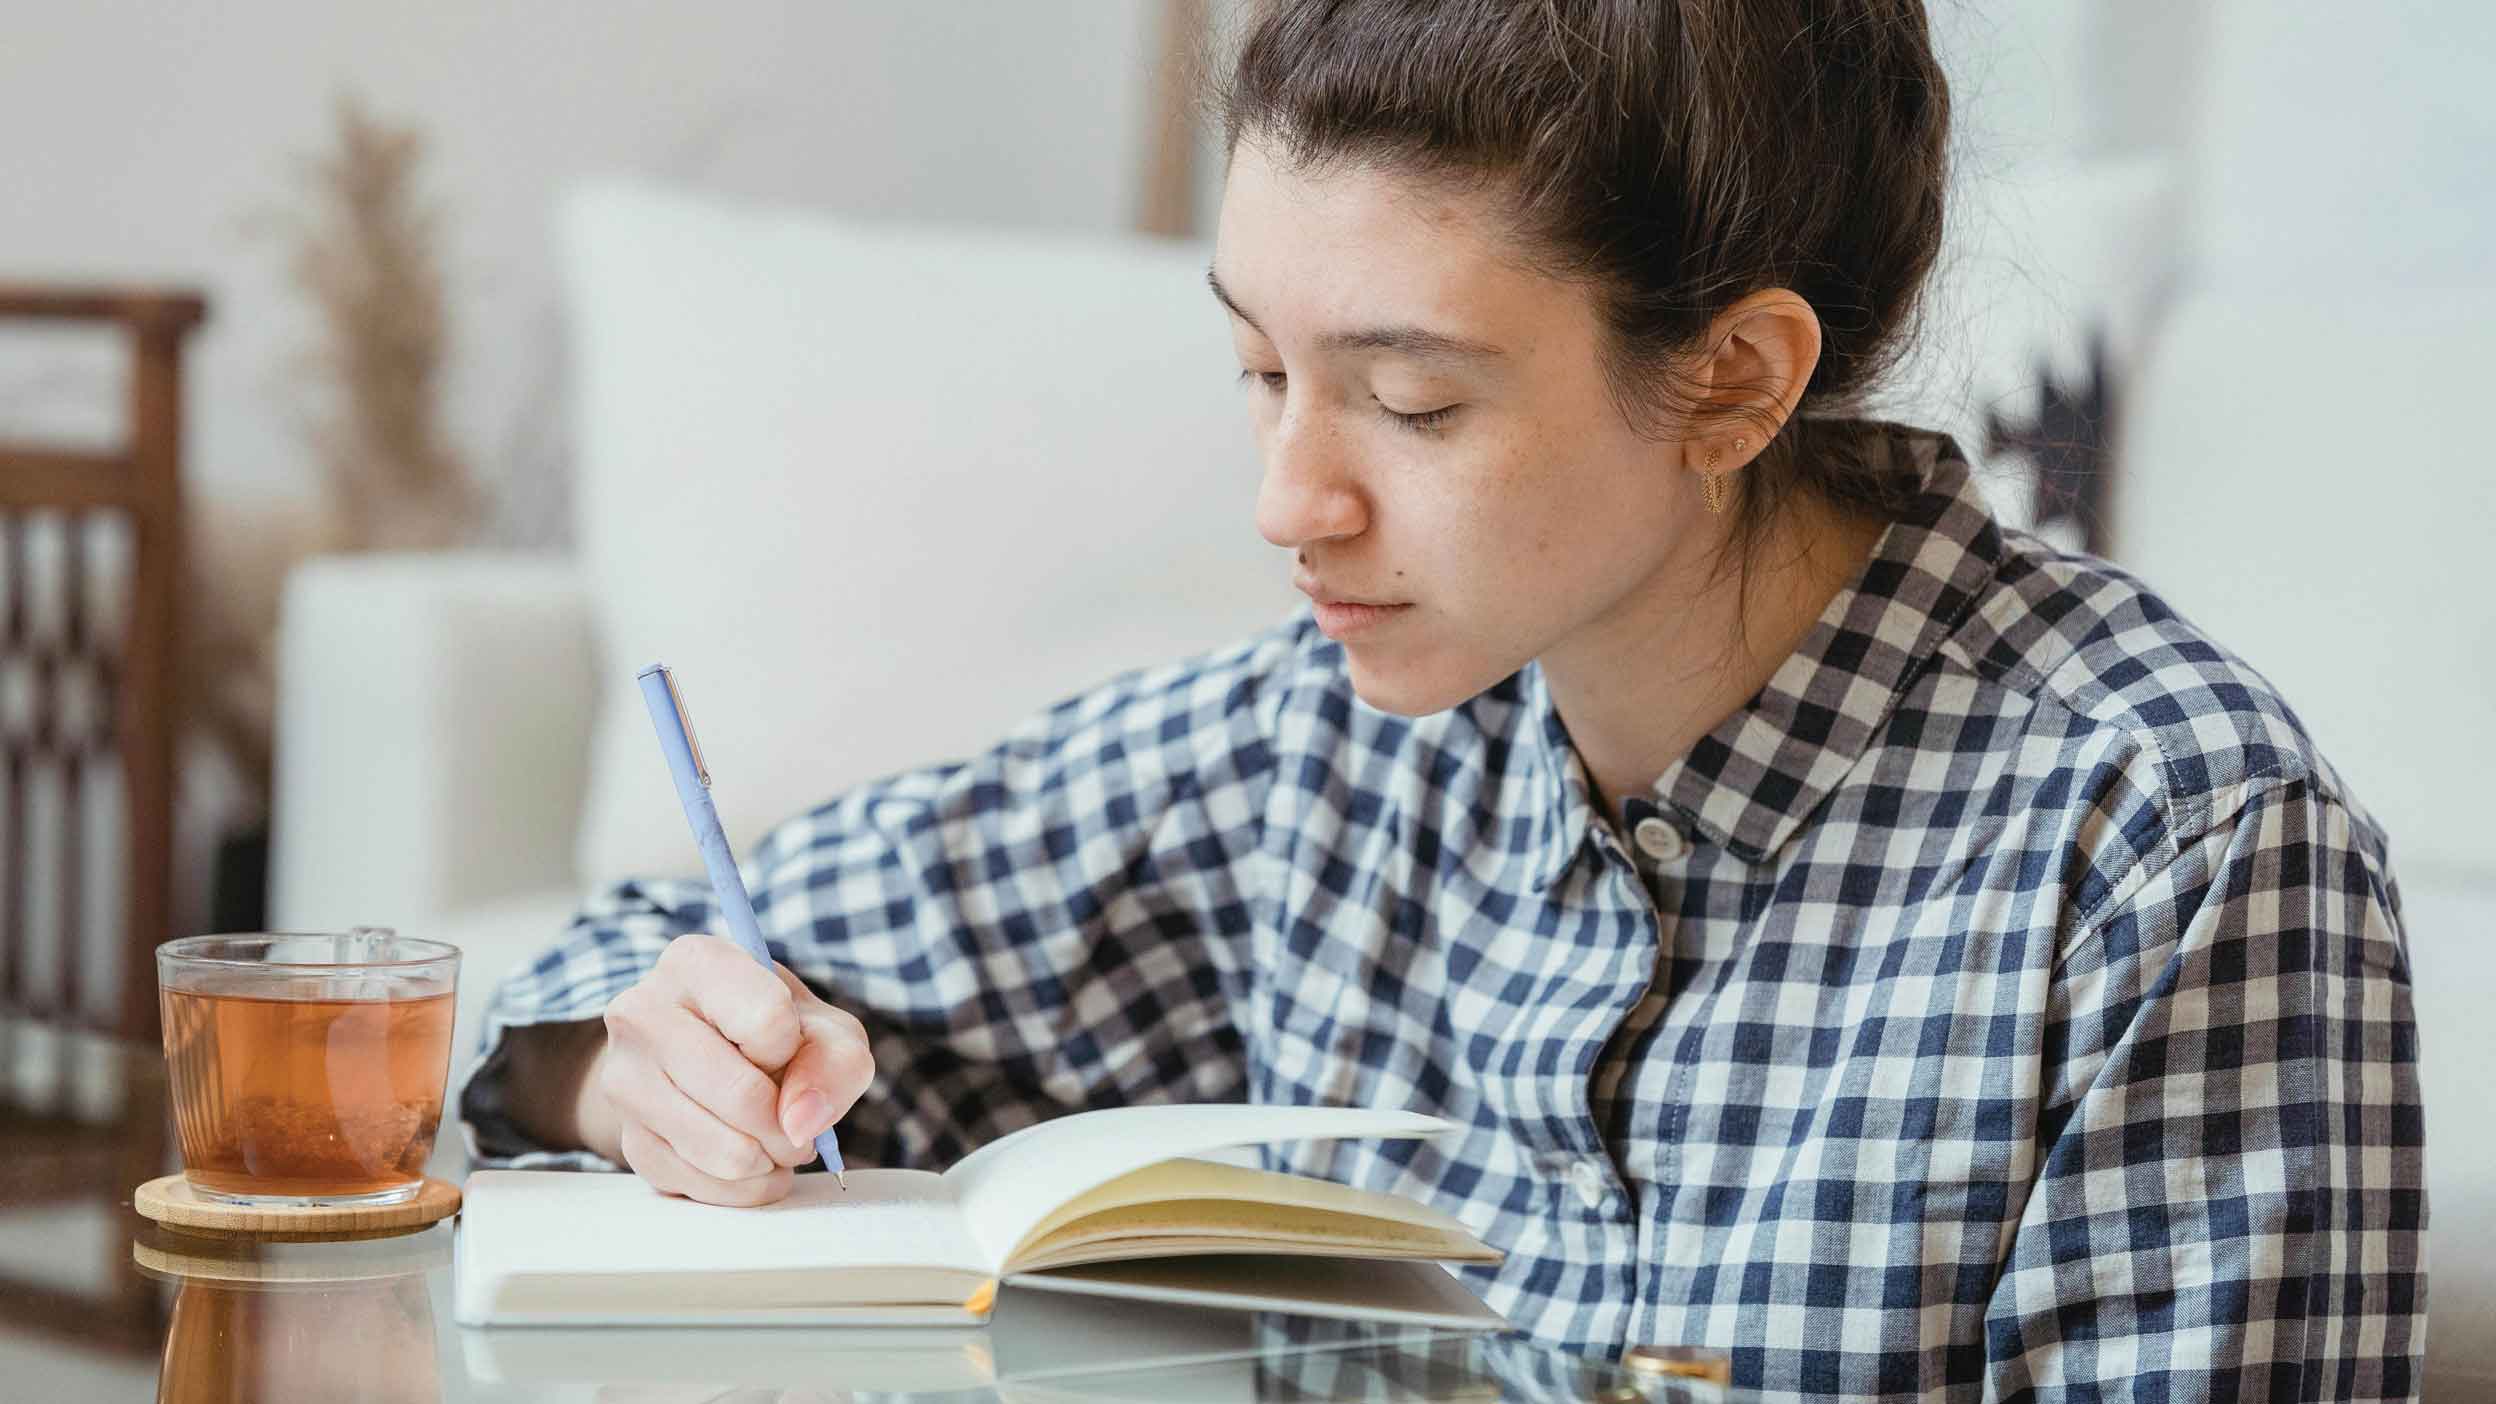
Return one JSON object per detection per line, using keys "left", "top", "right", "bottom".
{"left": 462, "top": 424, "right": 2424, "bottom": 1399}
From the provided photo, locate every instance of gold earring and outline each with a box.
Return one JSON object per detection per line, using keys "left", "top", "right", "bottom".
{"left": 1703, "top": 437, "right": 1748, "bottom": 515}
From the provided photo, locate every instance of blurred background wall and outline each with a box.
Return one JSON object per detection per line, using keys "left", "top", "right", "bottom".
{"left": 4, "top": 1, "right": 1167, "bottom": 509}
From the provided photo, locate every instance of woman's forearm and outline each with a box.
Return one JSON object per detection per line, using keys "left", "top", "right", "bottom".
{"left": 499, "top": 1018, "right": 621, "bottom": 1162}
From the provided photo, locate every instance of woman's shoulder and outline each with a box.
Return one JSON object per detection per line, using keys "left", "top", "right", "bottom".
{"left": 1949, "top": 524, "right": 2385, "bottom": 852}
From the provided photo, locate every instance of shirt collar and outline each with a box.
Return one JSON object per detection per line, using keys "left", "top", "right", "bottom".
{"left": 1527, "top": 424, "right": 2005, "bottom": 888}
{"left": 1524, "top": 663, "right": 1599, "bottom": 889}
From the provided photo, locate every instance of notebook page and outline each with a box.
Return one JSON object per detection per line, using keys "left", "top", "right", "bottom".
{"left": 1014, "top": 1156, "right": 1486, "bottom": 1257}
{"left": 455, "top": 1166, "right": 986, "bottom": 1308}
{"left": 941, "top": 1104, "right": 1454, "bottom": 1270}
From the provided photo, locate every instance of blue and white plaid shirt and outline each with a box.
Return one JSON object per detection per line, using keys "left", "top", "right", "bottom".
{"left": 464, "top": 424, "right": 2424, "bottom": 1399}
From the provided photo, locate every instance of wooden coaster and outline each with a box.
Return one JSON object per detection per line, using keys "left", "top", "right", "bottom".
{"left": 133, "top": 1174, "right": 460, "bottom": 1241}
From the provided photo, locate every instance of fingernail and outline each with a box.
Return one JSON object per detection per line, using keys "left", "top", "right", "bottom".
{"left": 783, "top": 1089, "right": 830, "bottom": 1143}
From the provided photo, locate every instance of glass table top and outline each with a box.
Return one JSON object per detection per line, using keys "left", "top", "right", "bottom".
{"left": 108, "top": 1223, "right": 1744, "bottom": 1402}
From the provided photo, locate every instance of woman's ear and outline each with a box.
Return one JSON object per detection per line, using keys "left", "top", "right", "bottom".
{"left": 1693, "top": 289, "right": 1823, "bottom": 466}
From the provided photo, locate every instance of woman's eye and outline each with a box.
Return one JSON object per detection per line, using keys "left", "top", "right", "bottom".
{"left": 1234, "top": 370, "right": 1454, "bottom": 433}
{"left": 1379, "top": 401, "right": 1460, "bottom": 433}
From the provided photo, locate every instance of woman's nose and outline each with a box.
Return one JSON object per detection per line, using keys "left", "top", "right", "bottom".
{"left": 1255, "top": 412, "right": 1367, "bottom": 550}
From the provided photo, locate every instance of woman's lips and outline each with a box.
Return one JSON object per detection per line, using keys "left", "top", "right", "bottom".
{"left": 1310, "top": 598, "right": 1412, "bottom": 639}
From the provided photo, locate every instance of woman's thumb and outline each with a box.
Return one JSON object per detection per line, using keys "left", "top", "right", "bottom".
{"left": 775, "top": 1009, "right": 873, "bottom": 1148}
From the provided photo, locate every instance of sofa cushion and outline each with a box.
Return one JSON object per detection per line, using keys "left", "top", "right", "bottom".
{"left": 560, "top": 182, "right": 1295, "bottom": 888}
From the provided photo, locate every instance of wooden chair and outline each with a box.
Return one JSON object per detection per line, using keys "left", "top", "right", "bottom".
{"left": 0, "top": 284, "right": 205, "bottom": 1352}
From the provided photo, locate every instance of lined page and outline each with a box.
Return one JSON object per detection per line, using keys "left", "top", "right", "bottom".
{"left": 1010, "top": 1157, "right": 1489, "bottom": 1264}
{"left": 941, "top": 1105, "right": 1454, "bottom": 1270}
{"left": 1008, "top": 1199, "right": 1498, "bottom": 1273}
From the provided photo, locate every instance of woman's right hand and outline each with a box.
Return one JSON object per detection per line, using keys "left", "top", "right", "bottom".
{"left": 575, "top": 933, "right": 876, "bottom": 1206}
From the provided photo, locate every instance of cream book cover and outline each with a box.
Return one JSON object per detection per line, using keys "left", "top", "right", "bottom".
{"left": 453, "top": 1103, "right": 1505, "bottom": 1328}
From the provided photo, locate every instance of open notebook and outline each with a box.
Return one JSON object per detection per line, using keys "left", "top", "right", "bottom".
{"left": 453, "top": 1103, "right": 1506, "bottom": 1328}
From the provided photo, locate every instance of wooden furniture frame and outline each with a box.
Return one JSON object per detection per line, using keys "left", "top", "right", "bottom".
{"left": 0, "top": 284, "right": 205, "bottom": 1353}
{"left": 0, "top": 285, "right": 201, "bottom": 1043}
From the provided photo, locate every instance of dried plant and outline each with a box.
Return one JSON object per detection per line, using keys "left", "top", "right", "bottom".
{"left": 285, "top": 93, "right": 480, "bottom": 551}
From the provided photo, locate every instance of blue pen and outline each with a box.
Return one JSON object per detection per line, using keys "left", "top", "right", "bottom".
{"left": 637, "top": 662, "right": 847, "bottom": 1188}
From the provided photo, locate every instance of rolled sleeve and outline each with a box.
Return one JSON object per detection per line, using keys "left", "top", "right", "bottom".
{"left": 1984, "top": 777, "right": 2425, "bottom": 1399}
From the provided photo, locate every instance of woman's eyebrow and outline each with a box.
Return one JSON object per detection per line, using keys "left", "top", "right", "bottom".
{"left": 1206, "top": 267, "right": 1506, "bottom": 362}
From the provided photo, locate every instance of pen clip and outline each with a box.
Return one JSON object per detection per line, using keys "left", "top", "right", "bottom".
{"left": 657, "top": 665, "right": 710, "bottom": 788}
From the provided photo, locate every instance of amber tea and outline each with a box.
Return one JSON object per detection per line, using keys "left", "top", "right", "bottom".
{"left": 158, "top": 933, "right": 460, "bottom": 1205}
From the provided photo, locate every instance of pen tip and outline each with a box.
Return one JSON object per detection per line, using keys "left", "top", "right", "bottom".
{"left": 837, "top": 1172, "right": 848, "bottom": 1191}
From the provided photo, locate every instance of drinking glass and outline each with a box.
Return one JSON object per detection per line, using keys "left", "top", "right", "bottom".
{"left": 157, "top": 930, "right": 460, "bottom": 1206}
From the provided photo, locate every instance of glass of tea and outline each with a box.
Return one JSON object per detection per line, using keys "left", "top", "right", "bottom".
{"left": 157, "top": 930, "right": 460, "bottom": 1206}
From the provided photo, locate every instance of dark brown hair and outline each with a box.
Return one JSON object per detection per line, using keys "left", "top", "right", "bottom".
{"left": 1218, "top": 0, "right": 1951, "bottom": 558}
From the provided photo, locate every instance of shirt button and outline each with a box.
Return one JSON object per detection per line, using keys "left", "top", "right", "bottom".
{"left": 1633, "top": 816, "right": 1689, "bottom": 862}
{"left": 1568, "top": 1157, "right": 1610, "bottom": 1210}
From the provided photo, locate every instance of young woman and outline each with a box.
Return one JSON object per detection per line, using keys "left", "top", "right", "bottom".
{"left": 464, "top": 2, "right": 2424, "bottom": 1396}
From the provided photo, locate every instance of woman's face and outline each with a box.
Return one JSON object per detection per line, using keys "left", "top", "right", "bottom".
{"left": 1212, "top": 138, "right": 1713, "bottom": 716}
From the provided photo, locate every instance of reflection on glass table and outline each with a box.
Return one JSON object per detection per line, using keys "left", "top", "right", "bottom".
{"left": 126, "top": 1222, "right": 1744, "bottom": 1403}
{"left": 134, "top": 1226, "right": 449, "bottom": 1403}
